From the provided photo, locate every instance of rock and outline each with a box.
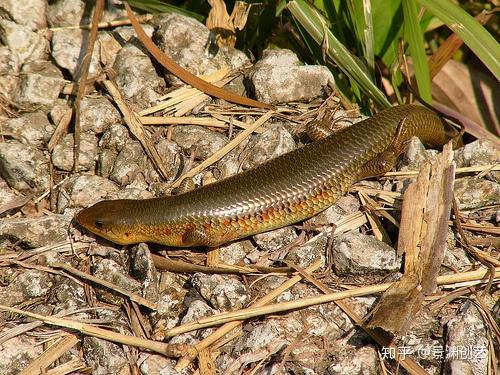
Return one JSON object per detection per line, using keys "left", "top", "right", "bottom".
{"left": 50, "top": 278, "right": 89, "bottom": 317}
{"left": 0, "top": 334, "right": 43, "bottom": 375}
{"left": 172, "top": 125, "right": 228, "bottom": 160}
{"left": 0, "top": 179, "right": 18, "bottom": 212}
{"left": 105, "top": 187, "right": 154, "bottom": 201}
{"left": 13, "top": 61, "right": 65, "bottom": 108}
{"left": 130, "top": 243, "right": 160, "bottom": 302}
{"left": 0, "top": 19, "right": 49, "bottom": 64}
{"left": 454, "top": 176, "right": 500, "bottom": 211}
{"left": 51, "top": 29, "right": 101, "bottom": 78}
{"left": 0, "top": 0, "right": 47, "bottom": 30}
{"left": 109, "top": 141, "right": 146, "bottom": 186}
{"left": 138, "top": 355, "right": 190, "bottom": 375}
{"left": 169, "top": 300, "right": 217, "bottom": 345}
{"left": 454, "top": 140, "right": 500, "bottom": 183}
{"left": 442, "top": 247, "right": 473, "bottom": 273}
{"left": 148, "top": 138, "right": 184, "bottom": 184}
{"left": 79, "top": 97, "right": 121, "bottom": 134}
{"left": 191, "top": 273, "right": 250, "bottom": 311}
{"left": 398, "top": 136, "right": 437, "bottom": 171}
{"left": 2, "top": 111, "right": 54, "bottom": 146}
{"left": 248, "top": 49, "right": 334, "bottom": 104}
{"left": 82, "top": 337, "right": 128, "bottom": 375}
{"left": 97, "top": 31, "right": 122, "bottom": 68}
{"left": 113, "top": 43, "right": 166, "bottom": 109}
{"left": 306, "top": 193, "right": 360, "bottom": 227}
{"left": 47, "top": 0, "right": 85, "bottom": 27}
{"left": 0, "top": 270, "right": 53, "bottom": 307}
{"left": 0, "top": 214, "right": 71, "bottom": 248}
{"left": 0, "top": 140, "right": 50, "bottom": 192}
{"left": 51, "top": 132, "right": 98, "bottom": 172}
{"left": 154, "top": 12, "right": 249, "bottom": 80}
{"left": 252, "top": 226, "right": 298, "bottom": 252}
{"left": 97, "top": 148, "right": 117, "bottom": 178}
{"left": 239, "top": 123, "right": 296, "bottom": 170}
{"left": 93, "top": 258, "right": 142, "bottom": 306}
{"left": 328, "top": 345, "right": 380, "bottom": 374}
{"left": 233, "top": 320, "right": 286, "bottom": 356}
{"left": 445, "top": 302, "right": 488, "bottom": 375}
{"left": 332, "top": 231, "right": 400, "bottom": 276}
{"left": 99, "top": 124, "right": 131, "bottom": 152}
{"left": 0, "top": 46, "right": 19, "bottom": 101}
{"left": 219, "top": 240, "right": 255, "bottom": 265}
{"left": 57, "top": 175, "right": 119, "bottom": 213}
{"left": 286, "top": 233, "right": 327, "bottom": 268}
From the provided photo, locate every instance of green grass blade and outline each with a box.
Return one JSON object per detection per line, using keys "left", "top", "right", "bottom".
{"left": 288, "top": 0, "right": 391, "bottom": 108}
{"left": 402, "top": 0, "right": 432, "bottom": 103}
{"left": 127, "top": 0, "right": 204, "bottom": 21}
{"left": 416, "top": 0, "right": 500, "bottom": 80}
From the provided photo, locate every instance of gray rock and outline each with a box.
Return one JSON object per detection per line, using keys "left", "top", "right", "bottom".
{"left": 286, "top": 233, "right": 327, "bottom": 268}
{"left": 51, "top": 29, "right": 101, "bottom": 78}
{"left": 454, "top": 176, "right": 500, "bottom": 211}
{"left": 51, "top": 132, "right": 98, "bottom": 172}
{"left": 454, "top": 140, "right": 500, "bottom": 183}
{"left": 306, "top": 193, "right": 360, "bottom": 227}
{"left": 0, "top": 179, "right": 18, "bottom": 211}
{"left": 0, "top": 140, "right": 49, "bottom": 192}
{"left": 252, "top": 226, "right": 298, "bottom": 252}
{"left": 79, "top": 97, "right": 121, "bottom": 134}
{"left": 398, "top": 136, "right": 437, "bottom": 171}
{"left": 105, "top": 187, "right": 154, "bottom": 201}
{"left": 0, "top": 47, "right": 19, "bottom": 102}
{"left": 99, "top": 123, "right": 131, "bottom": 152}
{"left": 113, "top": 24, "right": 155, "bottom": 43}
{"left": 239, "top": 123, "right": 296, "bottom": 170}
{"left": 0, "top": 335, "right": 42, "bottom": 375}
{"left": 97, "top": 31, "right": 122, "bottom": 68}
{"left": 169, "top": 300, "right": 217, "bottom": 345}
{"left": 82, "top": 337, "right": 128, "bottom": 375}
{"left": 130, "top": 243, "right": 160, "bottom": 302}
{"left": 2, "top": 111, "right": 55, "bottom": 146}
{"left": 0, "top": 19, "right": 49, "bottom": 64}
{"left": 154, "top": 12, "right": 249, "bottom": 80}
{"left": 50, "top": 279, "right": 89, "bottom": 317}
{"left": 248, "top": 49, "right": 334, "bottom": 104}
{"left": 113, "top": 43, "right": 166, "bottom": 109}
{"left": 191, "top": 273, "right": 250, "bottom": 311}
{"left": 57, "top": 175, "right": 119, "bottom": 213}
{"left": 0, "top": 214, "right": 70, "bottom": 248}
{"left": 47, "top": 0, "right": 85, "bottom": 27}
{"left": 97, "top": 148, "right": 117, "bottom": 178}
{"left": 233, "top": 320, "right": 286, "bottom": 356}
{"left": 0, "top": 270, "right": 53, "bottom": 307}
{"left": 0, "top": 0, "right": 47, "bottom": 30}
{"left": 109, "top": 141, "right": 146, "bottom": 186}
{"left": 93, "top": 258, "right": 142, "bottom": 305}
{"left": 13, "top": 61, "right": 65, "bottom": 108}
{"left": 328, "top": 345, "right": 380, "bottom": 374}
{"left": 219, "top": 240, "right": 255, "bottom": 265}
{"left": 445, "top": 302, "right": 488, "bottom": 375}
{"left": 333, "top": 231, "right": 400, "bottom": 276}
{"left": 172, "top": 125, "right": 229, "bottom": 160}
{"left": 442, "top": 247, "right": 473, "bottom": 273}
{"left": 139, "top": 355, "right": 190, "bottom": 375}
{"left": 148, "top": 138, "right": 183, "bottom": 184}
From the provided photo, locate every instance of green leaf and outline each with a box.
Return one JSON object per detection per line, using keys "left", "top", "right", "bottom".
{"left": 402, "top": 0, "right": 432, "bottom": 103}
{"left": 288, "top": 0, "right": 391, "bottom": 108}
{"left": 416, "top": 0, "right": 500, "bottom": 80}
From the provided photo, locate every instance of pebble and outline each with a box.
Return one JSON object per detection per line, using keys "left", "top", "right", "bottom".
{"left": 248, "top": 48, "right": 334, "bottom": 104}
{"left": 51, "top": 132, "right": 98, "bottom": 172}
{"left": 0, "top": 214, "right": 71, "bottom": 248}
{"left": 172, "top": 125, "right": 229, "bottom": 160}
{"left": 2, "top": 111, "right": 55, "bottom": 147}
{"left": 0, "top": 18, "right": 49, "bottom": 64}
{"left": 82, "top": 337, "right": 129, "bottom": 375}
{"left": 454, "top": 176, "right": 500, "bottom": 210}
{"left": 0, "top": 269, "right": 53, "bottom": 307}
{"left": 0, "top": 0, "right": 47, "bottom": 30}
{"left": 333, "top": 231, "right": 400, "bottom": 276}
{"left": 191, "top": 273, "right": 250, "bottom": 311}
{"left": 79, "top": 97, "right": 121, "bottom": 134}
{"left": 0, "top": 140, "right": 50, "bottom": 192}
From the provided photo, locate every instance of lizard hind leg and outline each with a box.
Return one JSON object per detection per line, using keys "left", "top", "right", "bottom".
{"left": 357, "top": 116, "right": 411, "bottom": 179}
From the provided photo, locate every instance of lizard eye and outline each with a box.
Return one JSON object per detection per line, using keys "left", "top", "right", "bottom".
{"left": 94, "top": 220, "right": 105, "bottom": 229}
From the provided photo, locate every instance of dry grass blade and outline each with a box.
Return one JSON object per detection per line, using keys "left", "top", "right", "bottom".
{"left": 51, "top": 262, "right": 156, "bottom": 310}
{"left": 0, "top": 305, "right": 196, "bottom": 358}
{"left": 73, "top": 0, "right": 104, "bottom": 173}
{"left": 165, "top": 266, "right": 499, "bottom": 336}
{"left": 103, "top": 79, "right": 171, "bottom": 181}
{"left": 124, "top": 3, "right": 272, "bottom": 110}
{"left": 174, "top": 260, "right": 323, "bottom": 371}
{"left": 384, "top": 163, "right": 500, "bottom": 177}
{"left": 170, "top": 110, "right": 274, "bottom": 188}
{"left": 49, "top": 14, "right": 152, "bottom": 31}
{"left": 18, "top": 334, "right": 79, "bottom": 375}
